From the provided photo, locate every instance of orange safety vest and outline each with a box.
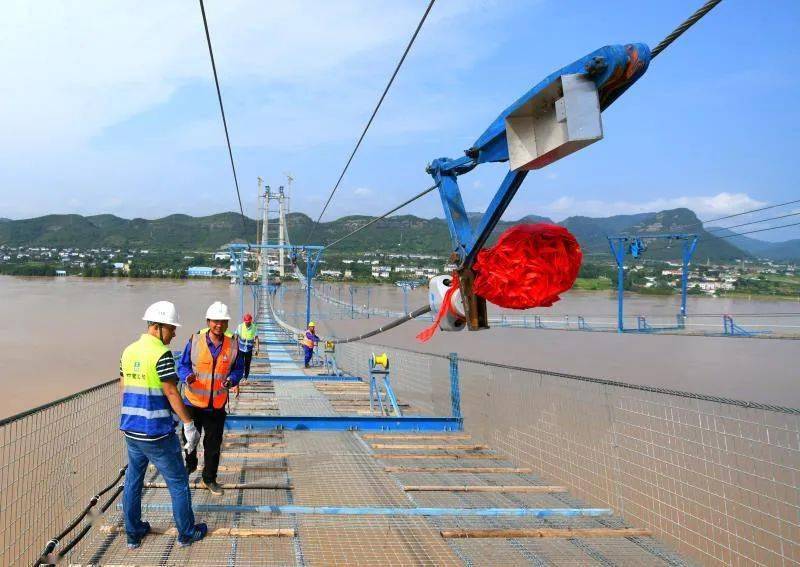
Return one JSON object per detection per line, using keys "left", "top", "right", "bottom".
{"left": 301, "top": 330, "right": 317, "bottom": 348}
{"left": 185, "top": 330, "right": 238, "bottom": 409}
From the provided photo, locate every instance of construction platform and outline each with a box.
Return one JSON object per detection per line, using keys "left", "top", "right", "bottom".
{"left": 63, "top": 319, "right": 688, "bottom": 566}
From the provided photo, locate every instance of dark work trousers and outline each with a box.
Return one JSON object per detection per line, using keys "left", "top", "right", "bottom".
{"left": 242, "top": 351, "right": 253, "bottom": 379}
{"left": 181, "top": 406, "right": 226, "bottom": 483}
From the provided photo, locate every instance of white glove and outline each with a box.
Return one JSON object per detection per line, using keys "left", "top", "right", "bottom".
{"left": 182, "top": 421, "right": 200, "bottom": 452}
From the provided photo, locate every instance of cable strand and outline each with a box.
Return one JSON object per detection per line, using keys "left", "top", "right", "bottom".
{"left": 306, "top": 0, "right": 436, "bottom": 243}
{"left": 324, "top": 183, "right": 439, "bottom": 250}
{"left": 650, "top": 0, "right": 723, "bottom": 59}
{"left": 198, "top": 0, "right": 249, "bottom": 245}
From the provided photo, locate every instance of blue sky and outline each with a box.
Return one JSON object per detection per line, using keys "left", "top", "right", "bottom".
{"left": 1, "top": 0, "right": 798, "bottom": 241}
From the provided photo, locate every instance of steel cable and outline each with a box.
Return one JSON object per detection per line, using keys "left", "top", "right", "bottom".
{"left": 306, "top": 0, "right": 437, "bottom": 243}
{"left": 323, "top": 183, "right": 439, "bottom": 250}
{"left": 650, "top": 0, "right": 724, "bottom": 59}
{"left": 198, "top": 0, "right": 250, "bottom": 246}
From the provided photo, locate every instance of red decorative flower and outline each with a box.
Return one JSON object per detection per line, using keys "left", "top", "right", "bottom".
{"left": 472, "top": 224, "right": 582, "bottom": 309}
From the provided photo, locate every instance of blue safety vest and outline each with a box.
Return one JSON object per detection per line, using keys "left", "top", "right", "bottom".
{"left": 119, "top": 334, "right": 175, "bottom": 437}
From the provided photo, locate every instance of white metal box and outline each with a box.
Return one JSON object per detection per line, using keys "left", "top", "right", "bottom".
{"left": 505, "top": 73, "right": 603, "bottom": 171}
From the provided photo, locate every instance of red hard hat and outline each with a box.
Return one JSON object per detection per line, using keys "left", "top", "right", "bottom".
{"left": 243, "top": 313, "right": 253, "bottom": 323}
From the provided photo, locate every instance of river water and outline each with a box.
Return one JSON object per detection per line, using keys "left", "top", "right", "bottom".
{"left": 2, "top": 275, "right": 798, "bottom": 417}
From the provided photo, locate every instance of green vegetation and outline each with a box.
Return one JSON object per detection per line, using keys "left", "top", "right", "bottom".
{"left": 0, "top": 262, "right": 57, "bottom": 276}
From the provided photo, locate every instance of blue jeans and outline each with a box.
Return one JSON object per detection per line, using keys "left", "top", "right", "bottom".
{"left": 123, "top": 432, "right": 195, "bottom": 543}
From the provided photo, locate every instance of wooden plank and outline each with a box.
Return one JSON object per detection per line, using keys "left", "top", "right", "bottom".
{"left": 223, "top": 432, "right": 284, "bottom": 439}
{"left": 100, "top": 525, "right": 296, "bottom": 538}
{"left": 440, "top": 528, "right": 653, "bottom": 539}
{"left": 373, "top": 453, "right": 495, "bottom": 460}
{"left": 385, "top": 466, "right": 532, "bottom": 473}
{"left": 371, "top": 443, "right": 487, "bottom": 451}
{"left": 222, "top": 442, "right": 287, "bottom": 449}
{"left": 219, "top": 452, "right": 291, "bottom": 459}
{"left": 404, "top": 485, "right": 566, "bottom": 493}
{"left": 145, "top": 481, "right": 292, "bottom": 490}
{"left": 363, "top": 434, "right": 472, "bottom": 441}
{"left": 149, "top": 464, "right": 287, "bottom": 472}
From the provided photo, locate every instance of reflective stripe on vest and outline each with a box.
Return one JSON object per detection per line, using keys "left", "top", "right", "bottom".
{"left": 119, "top": 334, "right": 174, "bottom": 437}
{"left": 237, "top": 323, "right": 257, "bottom": 352}
{"left": 186, "top": 330, "right": 238, "bottom": 409}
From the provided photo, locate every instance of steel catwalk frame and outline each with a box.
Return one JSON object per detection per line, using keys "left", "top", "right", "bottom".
{"left": 607, "top": 233, "right": 698, "bottom": 333}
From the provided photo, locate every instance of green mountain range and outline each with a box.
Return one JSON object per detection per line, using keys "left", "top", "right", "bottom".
{"left": 1, "top": 208, "right": 797, "bottom": 262}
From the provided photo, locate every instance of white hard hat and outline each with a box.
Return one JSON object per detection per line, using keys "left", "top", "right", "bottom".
{"left": 143, "top": 301, "right": 181, "bottom": 327}
{"left": 205, "top": 301, "right": 231, "bottom": 320}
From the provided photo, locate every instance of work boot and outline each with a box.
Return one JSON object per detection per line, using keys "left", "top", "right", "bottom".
{"left": 177, "top": 523, "right": 208, "bottom": 547}
{"left": 201, "top": 479, "right": 225, "bottom": 496}
{"left": 126, "top": 521, "right": 151, "bottom": 549}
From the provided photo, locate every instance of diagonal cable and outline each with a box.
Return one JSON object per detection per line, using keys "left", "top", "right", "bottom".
{"left": 198, "top": 0, "right": 249, "bottom": 244}
{"left": 324, "top": 183, "right": 438, "bottom": 250}
{"left": 650, "top": 0, "right": 723, "bottom": 59}
{"left": 305, "top": 0, "right": 436, "bottom": 243}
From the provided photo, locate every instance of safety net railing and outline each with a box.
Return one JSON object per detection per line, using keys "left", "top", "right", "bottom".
{"left": 334, "top": 341, "right": 800, "bottom": 567}
{"left": 0, "top": 379, "right": 125, "bottom": 566}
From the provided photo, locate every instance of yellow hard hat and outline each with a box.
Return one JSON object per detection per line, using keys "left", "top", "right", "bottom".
{"left": 309, "top": 321, "right": 316, "bottom": 327}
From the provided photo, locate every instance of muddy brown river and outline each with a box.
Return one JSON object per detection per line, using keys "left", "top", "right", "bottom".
{"left": 1, "top": 276, "right": 798, "bottom": 417}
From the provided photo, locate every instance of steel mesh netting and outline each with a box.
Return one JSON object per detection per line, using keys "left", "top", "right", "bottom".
{"left": 0, "top": 380, "right": 124, "bottom": 566}
{"left": 336, "top": 342, "right": 452, "bottom": 417}
{"left": 453, "top": 359, "right": 800, "bottom": 567}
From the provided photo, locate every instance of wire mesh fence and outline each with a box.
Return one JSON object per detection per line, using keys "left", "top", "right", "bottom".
{"left": 0, "top": 379, "right": 124, "bottom": 566}
{"left": 336, "top": 341, "right": 800, "bottom": 567}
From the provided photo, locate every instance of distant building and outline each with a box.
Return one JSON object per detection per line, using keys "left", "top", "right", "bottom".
{"left": 187, "top": 266, "right": 215, "bottom": 277}
{"left": 55, "top": 270, "right": 67, "bottom": 276}
{"left": 214, "top": 252, "right": 231, "bottom": 261}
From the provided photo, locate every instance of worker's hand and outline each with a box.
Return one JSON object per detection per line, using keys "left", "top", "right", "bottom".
{"left": 222, "top": 378, "right": 233, "bottom": 389}
{"left": 182, "top": 421, "right": 200, "bottom": 452}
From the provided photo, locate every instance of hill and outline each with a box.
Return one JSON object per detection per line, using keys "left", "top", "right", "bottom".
{"left": 1, "top": 208, "right": 797, "bottom": 262}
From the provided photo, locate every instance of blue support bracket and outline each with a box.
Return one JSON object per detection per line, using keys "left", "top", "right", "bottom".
{"left": 139, "top": 503, "right": 612, "bottom": 518}
{"left": 607, "top": 233, "right": 698, "bottom": 333}
{"left": 427, "top": 44, "right": 651, "bottom": 330}
{"left": 225, "top": 414, "right": 463, "bottom": 432}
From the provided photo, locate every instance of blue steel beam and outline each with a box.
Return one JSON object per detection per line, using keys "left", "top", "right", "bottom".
{"left": 137, "top": 503, "right": 612, "bottom": 518}
{"left": 225, "top": 414, "right": 463, "bottom": 431}
{"left": 247, "top": 374, "right": 362, "bottom": 382}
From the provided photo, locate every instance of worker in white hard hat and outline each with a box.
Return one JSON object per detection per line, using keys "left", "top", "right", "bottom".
{"left": 119, "top": 301, "right": 207, "bottom": 549}
{"left": 176, "top": 301, "right": 244, "bottom": 496}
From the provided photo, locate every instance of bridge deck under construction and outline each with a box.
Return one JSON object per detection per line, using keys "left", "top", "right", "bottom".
{"left": 63, "top": 320, "right": 687, "bottom": 566}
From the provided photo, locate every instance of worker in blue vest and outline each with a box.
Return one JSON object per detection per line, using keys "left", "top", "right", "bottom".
{"left": 300, "top": 321, "right": 320, "bottom": 368}
{"left": 119, "top": 301, "right": 207, "bottom": 549}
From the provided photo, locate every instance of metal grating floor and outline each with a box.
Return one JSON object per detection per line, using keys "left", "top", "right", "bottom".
{"left": 64, "top": 321, "right": 690, "bottom": 566}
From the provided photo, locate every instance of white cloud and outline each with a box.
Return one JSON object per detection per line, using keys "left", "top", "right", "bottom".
{"left": 353, "top": 187, "right": 373, "bottom": 197}
{"left": 539, "top": 192, "right": 767, "bottom": 220}
{"left": 0, "top": 0, "right": 495, "bottom": 154}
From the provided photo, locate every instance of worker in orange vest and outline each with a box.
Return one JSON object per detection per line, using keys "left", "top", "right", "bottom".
{"left": 176, "top": 301, "right": 244, "bottom": 496}
{"left": 301, "top": 321, "right": 320, "bottom": 368}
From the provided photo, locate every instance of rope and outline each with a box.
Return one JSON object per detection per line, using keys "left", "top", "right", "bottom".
{"left": 198, "top": 0, "right": 249, "bottom": 246}
{"left": 324, "top": 183, "right": 439, "bottom": 250}
{"left": 306, "top": 0, "right": 437, "bottom": 243}
{"left": 715, "top": 220, "right": 800, "bottom": 238}
{"left": 703, "top": 197, "right": 800, "bottom": 224}
{"left": 650, "top": 0, "right": 723, "bottom": 59}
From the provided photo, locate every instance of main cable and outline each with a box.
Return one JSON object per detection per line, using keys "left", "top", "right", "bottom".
{"left": 650, "top": 0, "right": 723, "bottom": 59}
{"left": 198, "top": 0, "right": 249, "bottom": 244}
{"left": 324, "top": 183, "right": 439, "bottom": 250}
{"left": 305, "top": 0, "right": 437, "bottom": 243}
{"left": 706, "top": 210, "right": 800, "bottom": 233}
{"left": 703, "top": 198, "right": 800, "bottom": 224}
